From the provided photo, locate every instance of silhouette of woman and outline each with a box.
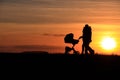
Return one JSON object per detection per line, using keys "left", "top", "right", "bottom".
{"left": 79, "top": 24, "right": 94, "bottom": 55}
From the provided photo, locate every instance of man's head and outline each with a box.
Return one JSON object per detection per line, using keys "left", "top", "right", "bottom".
{"left": 85, "top": 24, "right": 89, "bottom": 27}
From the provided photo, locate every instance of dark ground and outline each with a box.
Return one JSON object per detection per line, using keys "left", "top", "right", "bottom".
{"left": 0, "top": 51, "right": 120, "bottom": 77}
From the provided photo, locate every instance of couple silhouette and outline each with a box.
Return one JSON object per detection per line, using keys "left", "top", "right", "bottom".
{"left": 64, "top": 24, "right": 94, "bottom": 55}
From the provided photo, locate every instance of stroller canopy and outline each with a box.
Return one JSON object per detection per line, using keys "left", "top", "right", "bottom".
{"left": 64, "top": 33, "right": 74, "bottom": 43}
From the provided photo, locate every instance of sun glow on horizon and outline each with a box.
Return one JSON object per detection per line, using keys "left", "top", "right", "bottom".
{"left": 101, "top": 37, "right": 116, "bottom": 50}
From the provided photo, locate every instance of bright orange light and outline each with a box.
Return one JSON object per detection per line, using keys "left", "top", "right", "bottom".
{"left": 101, "top": 37, "right": 116, "bottom": 50}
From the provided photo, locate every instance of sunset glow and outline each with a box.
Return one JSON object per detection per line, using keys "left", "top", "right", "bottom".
{"left": 0, "top": 0, "right": 120, "bottom": 55}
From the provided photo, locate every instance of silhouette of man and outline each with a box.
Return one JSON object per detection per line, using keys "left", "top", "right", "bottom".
{"left": 79, "top": 24, "right": 94, "bottom": 55}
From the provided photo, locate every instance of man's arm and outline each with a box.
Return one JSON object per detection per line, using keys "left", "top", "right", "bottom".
{"left": 79, "top": 36, "right": 83, "bottom": 39}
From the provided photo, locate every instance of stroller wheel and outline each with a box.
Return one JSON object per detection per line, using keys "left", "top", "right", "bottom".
{"left": 73, "top": 51, "right": 80, "bottom": 55}
{"left": 65, "top": 46, "right": 72, "bottom": 54}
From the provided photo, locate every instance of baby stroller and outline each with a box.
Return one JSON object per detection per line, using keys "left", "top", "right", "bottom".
{"left": 64, "top": 33, "right": 80, "bottom": 54}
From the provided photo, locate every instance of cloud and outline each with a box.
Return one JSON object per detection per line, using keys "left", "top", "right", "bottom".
{"left": 0, "top": 46, "right": 6, "bottom": 48}
{"left": 14, "top": 45, "right": 62, "bottom": 49}
{"left": 0, "top": 45, "right": 64, "bottom": 53}
{"left": 0, "top": 0, "right": 42, "bottom": 4}
{"left": 13, "top": 45, "right": 64, "bottom": 53}
{"left": 2, "top": 0, "right": 120, "bottom": 3}
{"left": 42, "top": 33, "right": 65, "bottom": 37}
{"left": 0, "top": 0, "right": 120, "bottom": 24}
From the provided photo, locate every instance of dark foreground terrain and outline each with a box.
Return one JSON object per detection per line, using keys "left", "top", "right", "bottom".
{"left": 0, "top": 51, "right": 120, "bottom": 76}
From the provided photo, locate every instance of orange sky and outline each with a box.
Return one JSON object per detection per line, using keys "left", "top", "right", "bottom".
{"left": 0, "top": 0, "right": 120, "bottom": 55}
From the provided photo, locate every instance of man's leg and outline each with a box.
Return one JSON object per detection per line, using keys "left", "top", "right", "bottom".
{"left": 89, "top": 47, "right": 94, "bottom": 55}
{"left": 81, "top": 44, "right": 85, "bottom": 54}
{"left": 87, "top": 42, "right": 94, "bottom": 55}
